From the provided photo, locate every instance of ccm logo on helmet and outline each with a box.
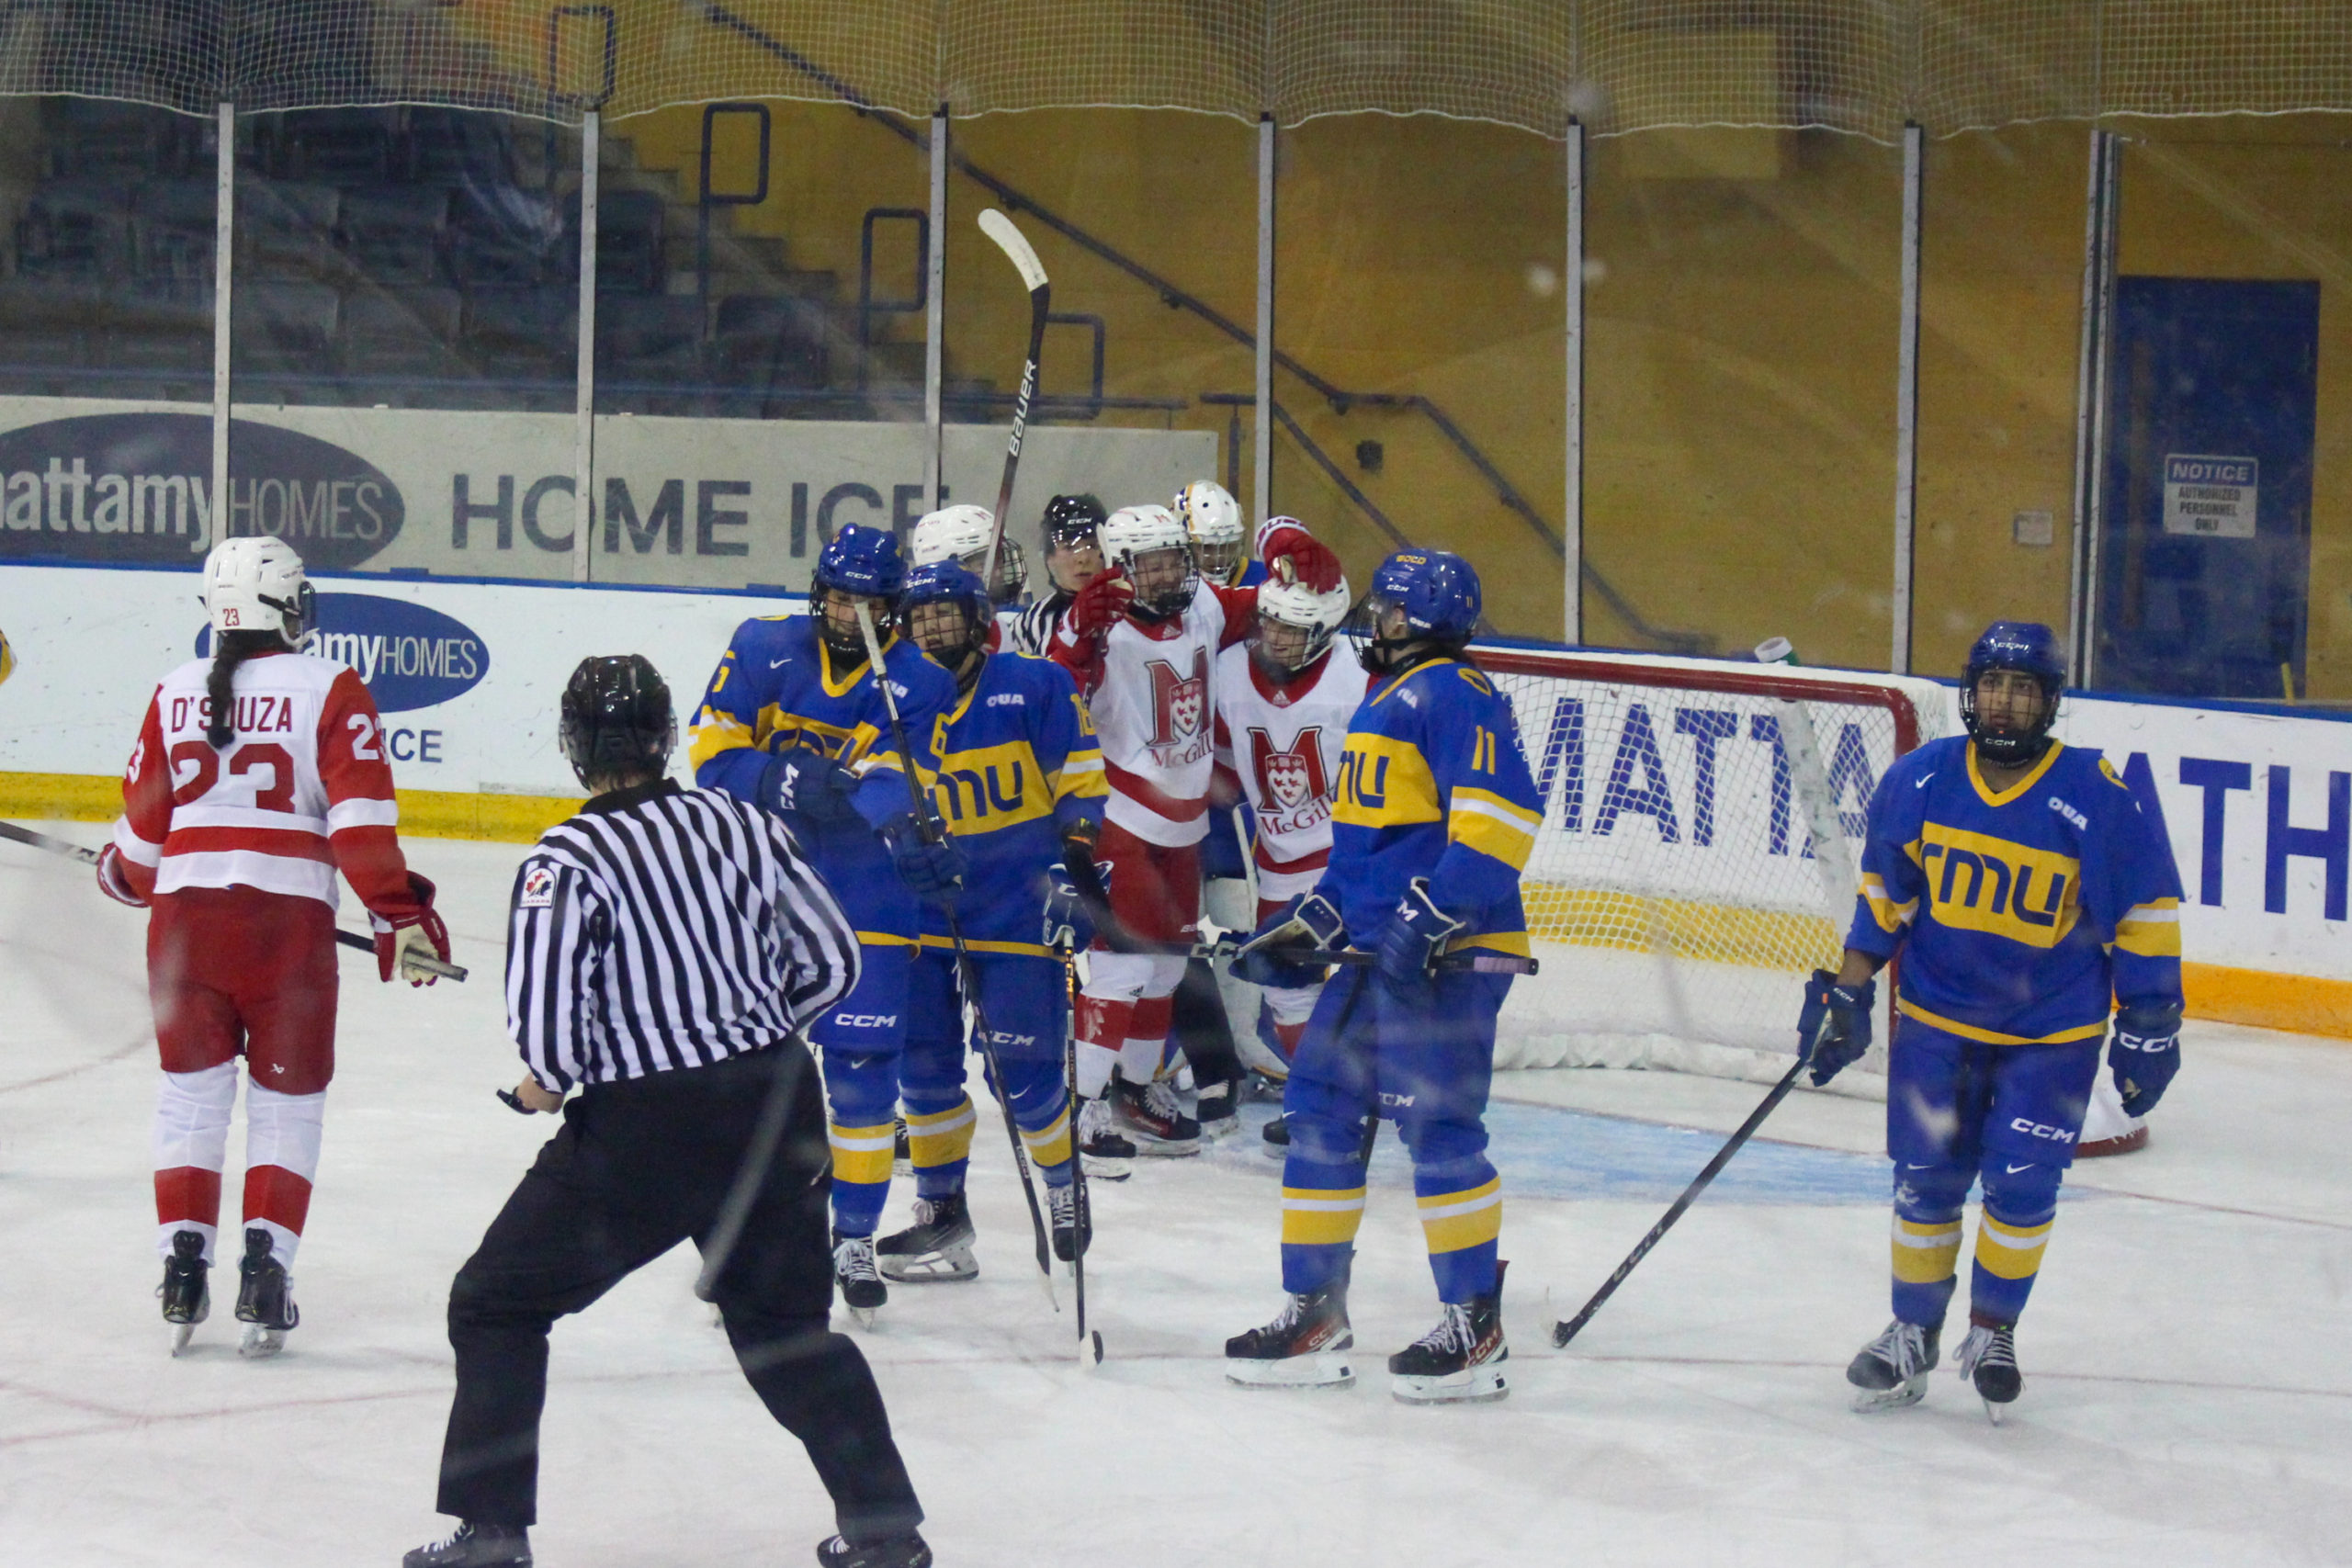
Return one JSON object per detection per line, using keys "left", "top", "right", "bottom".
{"left": 2009, "top": 1118, "right": 2075, "bottom": 1144}
{"left": 833, "top": 1012, "right": 899, "bottom": 1029}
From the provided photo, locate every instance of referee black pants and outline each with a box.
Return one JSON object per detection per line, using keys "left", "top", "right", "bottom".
{"left": 433, "top": 1043, "right": 923, "bottom": 1540}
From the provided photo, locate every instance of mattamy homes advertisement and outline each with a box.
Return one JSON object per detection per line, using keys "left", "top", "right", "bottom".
{"left": 0, "top": 394, "right": 1216, "bottom": 591}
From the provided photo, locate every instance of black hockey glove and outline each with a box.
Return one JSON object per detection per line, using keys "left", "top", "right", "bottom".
{"left": 2108, "top": 999, "right": 2183, "bottom": 1117}
{"left": 1233, "top": 893, "right": 1346, "bottom": 988}
{"left": 758, "top": 744, "right": 860, "bottom": 828}
{"left": 1797, "top": 968, "right": 1876, "bottom": 1087}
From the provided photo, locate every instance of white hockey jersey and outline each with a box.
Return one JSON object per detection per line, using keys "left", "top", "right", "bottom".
{"left": 1212, "top": 646, "right": 1369, "bottom": 901}
{"left": 1052, "top": 579, "right": 1258, "bottom": 846}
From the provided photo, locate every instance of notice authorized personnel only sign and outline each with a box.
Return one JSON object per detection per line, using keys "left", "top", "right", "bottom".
{"left": 2162, "top": 454, "right": 2259, "bottom": 538}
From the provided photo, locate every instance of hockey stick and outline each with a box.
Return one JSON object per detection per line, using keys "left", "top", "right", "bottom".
{"left": 1550, "top": 1039, "right": 1818, "bottom": 1348}
{"left": 1058, "top": 942, "right": 1104, "bottom": 1367}
{"left": 976, "top": 208, "right": 1048, "bottom": 594}
{"left": 0, "top": 819, "right": 468, "bottom": 980}
{"left": 1061, "top": 841, "right": 1536, "bottom": 976}
{"left": 853, "top": 603, "right": 1058, "bottom": 1302}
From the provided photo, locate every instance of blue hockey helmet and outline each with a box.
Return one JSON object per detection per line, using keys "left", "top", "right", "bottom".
{"left": 899, "top": 559, "right": 994, "bottom": 669}
{"left": 813, "top": 524, "right": 907, "bottom": 602}
{"left": 1355, "top": 549, "right": 1481, "bottom": 672}
{"left": 1961, "top": 619, "right": 2064, "bottom": 765}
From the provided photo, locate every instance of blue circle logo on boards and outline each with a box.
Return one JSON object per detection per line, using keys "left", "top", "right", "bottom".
{"left": 196, "top": 592, "right": 489, "bottom": 714}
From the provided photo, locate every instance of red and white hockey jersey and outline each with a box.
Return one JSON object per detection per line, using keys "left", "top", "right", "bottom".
{"left": 110, "top": 650, "right": 423, "bottom": 918}
{"left": 1054, "top": 580, "right": 1259, "bottom": 847}
{"left": 1212, "top": 646, "right": 1369, "bottom": 902}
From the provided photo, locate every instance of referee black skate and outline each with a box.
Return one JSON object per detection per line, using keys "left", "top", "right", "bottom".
{"left": 403, "top": 656, "right": 931, "bottom": 1568}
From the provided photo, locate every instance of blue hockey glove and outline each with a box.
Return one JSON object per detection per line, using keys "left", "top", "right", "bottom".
{"left": 1043, "top": 861, "right": 1092, "bottom": 951}
{"left": 1233, "top": 893, "right": 1347, "bottom": 988}
{"left": 2109, "top": 999, "right": 2183, "bottom": 1117}
{"left": 1797, "top": 968, "right": 1876, "bottom": 1087}
{"left": 880, "top": 813, "right": 967, "bottom": 905}
{"left": 1374, "top": 879, "right": 1464, "bottom": 987}
{"left": 758, "top": 744, "right": 860, "bottom": 827}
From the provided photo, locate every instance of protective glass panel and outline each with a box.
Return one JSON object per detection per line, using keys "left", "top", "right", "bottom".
{"left": 1580, "top": 127, "right": 1902, "bottom": 666}
{"left": 940, "top": 108, "right": 1250, "bottom": 607}
{"left": 1272, "top": 115, "right": 1566, "bottom": 641}
{"left": 588, "top": 97, "right": 926, "bottom": 591}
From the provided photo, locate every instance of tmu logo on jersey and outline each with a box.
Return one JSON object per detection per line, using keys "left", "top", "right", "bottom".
{"left": 1146, "top": 650, "right": 1210, "bottom": 766}
{"left": 198, "top": 592, "right": 488, "bottom": 713}
{"left": 1250, "top": 725, "right": 1333, "bottom": 834}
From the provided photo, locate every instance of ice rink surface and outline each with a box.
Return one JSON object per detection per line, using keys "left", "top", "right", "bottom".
{"left": 5, "top": 829, "right": 2350, "bottom": 1567}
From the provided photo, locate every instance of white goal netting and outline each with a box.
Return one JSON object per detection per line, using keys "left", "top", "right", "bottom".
{"left": 1483, "top": 649, "right": 1951, "bottom": 1093}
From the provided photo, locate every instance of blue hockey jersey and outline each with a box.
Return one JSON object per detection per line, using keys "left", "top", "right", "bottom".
{"left": 921, "top": 649, "right": 1106, "bottom": 949}
{"left": 687, "top": 613, "right": 956, "bottom": 940}
{"left": 1848, "top": 737, "right": 2184, "bottom": 1045}
{"left": 1324, "top": 656, "right": 1542, "bottom": 952}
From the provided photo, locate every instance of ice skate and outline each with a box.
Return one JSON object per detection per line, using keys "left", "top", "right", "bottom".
{"left": 1226, "top": 1281, "right": 1355, "bottom": 1389}
{"left": 1193, "top": 1076, "right": 1242, "bottom": 1140}
{"left": 1261, "top": 1111, "right": 1290, "bottom": 1157}
{"left": 158, "top": 1229, "right": 209, "bottom": 1356}
{"left": 1847, "top": 1318, "right": 1940, "bottom": 1413}
{"left": 1111, "top": 1077, "right": 1202, "bottom": 1156}
{"left": 401, "top": 1521, "right": 532, "bottom": 1568}
{"left": 1076, "top": 1096, "right": 1135, "bottom": 1180}
{"left": 233, "top": 1226, "right": 298, "bottom": 1358}
{"left": 1388, "top": 1266, "right": 1509, "bottom": 1404}
{"left": 831, "top": 1231, "right": 888, "bottom": 1326}
{"left": 1048, "top": 1180, "right": 1090, "bottom": 1262}
{"left": 815, "top": 1529, "right": 933, "bottom": 1568}
{"left": 1955, "top": 1322, "right": 2021, "bottom": 1423}
{"left": 876, "top": 1193, "right": 978, "bottom": 1283}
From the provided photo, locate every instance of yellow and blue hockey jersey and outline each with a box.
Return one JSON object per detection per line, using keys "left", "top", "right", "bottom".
{"left": 688, "top": 612, "right": 956, "bottom": 937}
{"left": 1326, "top": 656, "right": 1543, "bottom": 951}
{"left": 920, "top": 649, "right": 1106, "bottom": 949}
{"left": 1848, "top": 737, "right": 2184, "bottom": 1044}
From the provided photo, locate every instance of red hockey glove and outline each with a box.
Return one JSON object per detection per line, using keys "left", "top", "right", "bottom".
{"left": 1066, "top": 569, "right": 1136, "bottom": 641}
{"left": 375, "top": 870, "right": 452, "bottom": 986}
{"left": 1261, "top": 525, "right": 1342, "bottom": 592}
{"left": 96, "top": 842, "right": 150, "bottom": 908}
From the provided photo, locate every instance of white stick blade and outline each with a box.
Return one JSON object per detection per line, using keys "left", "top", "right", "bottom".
{"left": 978, "top": 208, "right": 1048, "bottom": 293}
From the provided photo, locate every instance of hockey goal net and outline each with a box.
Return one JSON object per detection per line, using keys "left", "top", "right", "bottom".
{"left": 1476, "top": 647, "right": 1951, "bottom": 1092}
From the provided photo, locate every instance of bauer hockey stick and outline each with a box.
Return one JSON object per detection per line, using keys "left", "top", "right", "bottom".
{"left": 976, "top": 208, "right": 1049, "bottom": 594}
{"left": 1057, "top": 940, "right": 1104, "bottom": 1367}
{"left": 854, "top": 602, "right": 1059, "bottom": 1302}
{"left": 1550, "top": 1034, "right": 1821, "bottom": 1348}
{"left": 0, "top": 820, "right": 469, "bottom": 980}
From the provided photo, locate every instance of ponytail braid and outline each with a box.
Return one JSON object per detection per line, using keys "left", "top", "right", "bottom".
{"left": 204, "top": 630, "right": 277, "bottom": 750}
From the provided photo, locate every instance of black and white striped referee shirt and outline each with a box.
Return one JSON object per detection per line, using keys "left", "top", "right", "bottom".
{"left": 505, "top": 780, "right": 859, "bottom": 1090}
{"left": 1009, "top": 590, "right": 1072, "bottom": 658}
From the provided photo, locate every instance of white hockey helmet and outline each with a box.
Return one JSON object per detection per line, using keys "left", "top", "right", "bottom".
{"left": 910, "top": 503, "right": 1027, "bottom": 607}
{"left": 1100, "top": 503, "right": 1197, "bottom": 618}
{"left": 203, "top": 536, "right": 312, "bottom": 648}
{"left": 1173, "top": 479, "right": 1245, "bottom": 584}
{"left": 1253, "top": 571, "right": 1351, "bottom": 672}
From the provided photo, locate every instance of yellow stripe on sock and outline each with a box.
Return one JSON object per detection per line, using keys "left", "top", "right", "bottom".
{"left": 1890, "top": 1215, "right": 1963, "bottom": 1284}
{"left": 1973, "top": 1213, "right": 2054, "bottom": 1280}
{"left": 905, "top": 1098, "right": 977, "bottom": 1171}
{"left": 828, "top": 1122, "right": 898, "bottom": 1186}
{"left": 1282, "top": 1186, "right": 1367, "bottom": 1248}
{"left": 1417, "top": 1177, "right": 1502, "bottom": 1256}
{"left": 1019, "top": 1104, "right": 1072, "bottom": 1168}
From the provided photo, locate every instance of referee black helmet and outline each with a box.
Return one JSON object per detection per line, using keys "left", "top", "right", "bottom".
{"left": 560, "top": 654, "right": 676, "bottom": 786}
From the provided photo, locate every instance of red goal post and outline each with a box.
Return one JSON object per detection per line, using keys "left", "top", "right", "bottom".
{"left": 1469, "top": 645, "right": 1952, "bottom": 1089}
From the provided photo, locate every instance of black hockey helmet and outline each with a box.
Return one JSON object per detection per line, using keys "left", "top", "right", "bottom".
{"left": 560, "top": 654, "right": 676, "bottom": 787}
{"left": 1040, "top": 492, "right": 1107, "bottom": 551}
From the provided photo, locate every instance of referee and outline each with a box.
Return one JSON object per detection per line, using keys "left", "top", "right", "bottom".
{"left": 404, "top": 656, "right": 930, "bottom": 1568}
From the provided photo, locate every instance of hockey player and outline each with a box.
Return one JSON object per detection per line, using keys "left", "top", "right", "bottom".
{"left": 689, "top": 525, "right": 964, "bottom": 1324}
{"left": 874, "top": 561, "right": 1106, "bottom": 1279}
{"left": 1048, "top": 503, "right": 1340, "bottom": 1158}
{"left": 1823, "top": 620, "right": 2184, "bottom": 1418}
{"left": 1174, "top": 480, "right": 1257, "bottom": 588}
{"left": 1212, "top": 569, "right": 1363, "bottom": 1106}
{"left": 908, "top": 502, "right": 1029, "bottom": 613}
{"left": 1226, "top": 548, "right": 1540, "bottom": 1404}
{"left": 1011, "top": 493, "right": 1108, "bottom": 656}
{"left": 98, "top": 536, "right": 451, "bottom": 1357}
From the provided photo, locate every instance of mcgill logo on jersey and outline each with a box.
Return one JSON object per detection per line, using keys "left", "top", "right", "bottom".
{"left": 1145, "top": 649, "right": 1210, "bottom": 764}
{"left": 1250, "top": 724, "right": 1333, "bottom": 834}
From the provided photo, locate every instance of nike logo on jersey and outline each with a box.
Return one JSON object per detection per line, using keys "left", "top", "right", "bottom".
{"left": 770, "top": 657, "right": 792, "bottom": 669}
{"left": 2005, "top": 1161, "right": 2036, "bottom": 1173}
{"left": 1914, "top": 773, "right": 1935, "bottom": 789}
